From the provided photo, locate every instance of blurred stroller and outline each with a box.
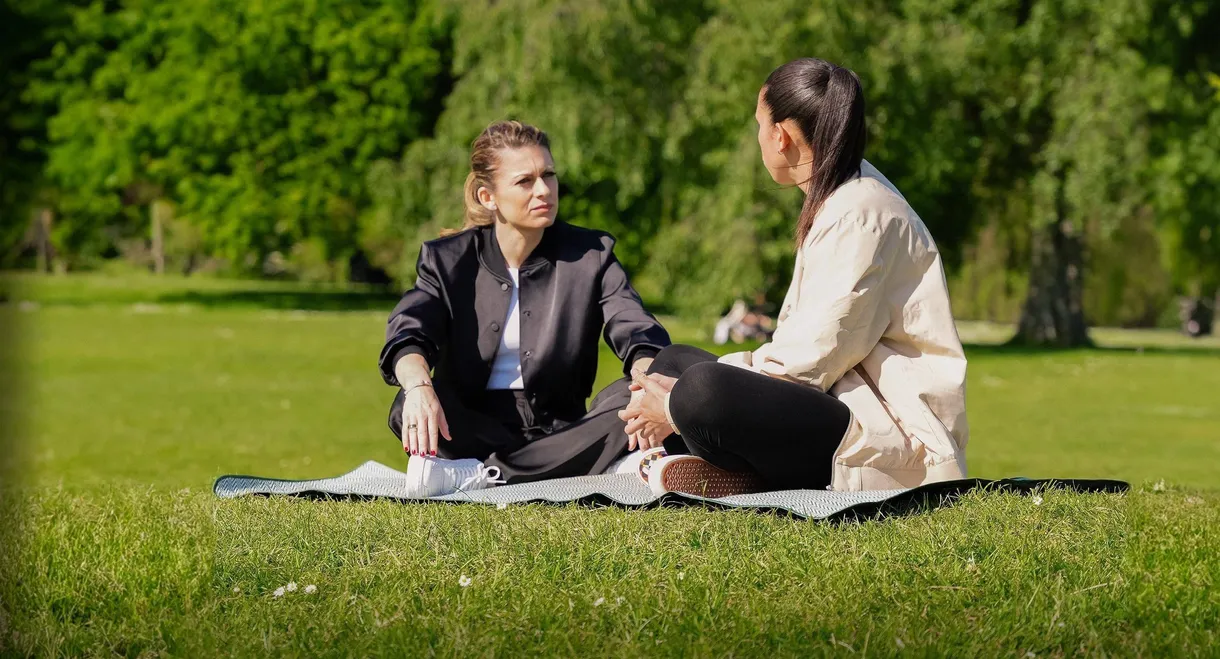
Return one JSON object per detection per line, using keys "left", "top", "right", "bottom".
{"left": 713, "top": 299, "right": 776, "bottom": 345}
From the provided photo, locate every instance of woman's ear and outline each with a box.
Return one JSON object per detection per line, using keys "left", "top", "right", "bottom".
{"left": 477, "top": 186, "right": 498, "bottom": 211}
{"left": 773, "top": 123, "right": 790, "bottom": 155}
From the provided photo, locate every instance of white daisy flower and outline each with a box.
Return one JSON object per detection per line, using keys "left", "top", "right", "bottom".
{"left": 232, "top": 586, "right": 241, "bottom": 594}
{"left": 304, "top": 584, "right": 317, "bottom": 594}
{"left": 593, "top": 597, "right": 605, "bottom": 607}
{"left": 285, "top": 582, "right": 298, "bottom": 592}
{"left": 496, "top": 502, "right": 508, "bottom": 510}
{"left": 677, "top": 571, "right": 685, "bottom": 581}
{"left": 273, "top": 587, "right": 286, "bottom": 598}
{"left": 1032, "top": 495, "right": 1043, "bottom": 506}
{"left": 459, "top": 575, "right": 473, "bottom": 588}
{"left": 1152, "top": 480, "right": 1166, "bottom": 492}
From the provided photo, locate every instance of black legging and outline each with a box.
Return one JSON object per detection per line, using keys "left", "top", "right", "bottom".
{"left": 647, "top": 344, "right": 851, "bottom": 490}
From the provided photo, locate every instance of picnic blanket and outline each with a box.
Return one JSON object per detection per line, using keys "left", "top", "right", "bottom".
{"left": 213, "top": 460, "right": 1129, "bottom": 522}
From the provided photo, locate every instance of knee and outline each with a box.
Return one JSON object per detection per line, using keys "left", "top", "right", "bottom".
{"left": 669, "top": 362, "right": 736, "bottom": 429}
{"left": 589, "top": 377, "right": 631, "bottom": 412}
{"left": 650, "top": 344, "right": 715, "bottom": 376}
{"left": 649, "top": 345, "right": 685, "bottom": 374}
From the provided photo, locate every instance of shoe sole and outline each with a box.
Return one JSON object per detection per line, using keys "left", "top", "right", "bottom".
{"left": 653, "top": 457, "right": 767, "bottom": 498}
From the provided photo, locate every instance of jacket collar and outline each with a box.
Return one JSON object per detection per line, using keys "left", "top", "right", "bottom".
{"left": 476, "top": 222, "right": 560, "bottom": 282}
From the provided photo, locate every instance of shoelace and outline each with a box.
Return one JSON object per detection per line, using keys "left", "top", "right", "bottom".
{"left": 457, "top": 464, "right": 506, "bottom": 491}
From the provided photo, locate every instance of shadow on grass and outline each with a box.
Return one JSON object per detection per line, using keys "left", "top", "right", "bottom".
{"left": 156, "top": 289, "right": 403, "bottom": 312}
{"left": 962, "top": 342, "right": 1220, "bottom": 358}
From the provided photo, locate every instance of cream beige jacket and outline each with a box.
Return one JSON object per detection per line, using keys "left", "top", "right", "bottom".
{"left": 716, "top": 160, "right": 968, "bottom": 491}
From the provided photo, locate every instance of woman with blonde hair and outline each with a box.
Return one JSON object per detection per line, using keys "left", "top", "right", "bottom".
{"left": 380, "top": 120, "right": 670, "bottom": 497}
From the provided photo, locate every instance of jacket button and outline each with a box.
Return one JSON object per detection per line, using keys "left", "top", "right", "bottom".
{"left": 491, "top": 322, "right": 500, "bottom": 332}
{"left": 524, "top": 350, "right": 532, "bottom": 358}
{"left": 523, "top": 310, "right": 530, "bottom": 317}
{"left": 500, "top": 283, "right": 509, "bottom": 291}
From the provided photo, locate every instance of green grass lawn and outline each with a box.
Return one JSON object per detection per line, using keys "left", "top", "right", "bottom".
{"left": 2, "top": 274, "right": 1219, "bottom": 656}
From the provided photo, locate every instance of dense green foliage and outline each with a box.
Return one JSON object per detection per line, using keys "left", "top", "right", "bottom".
{"left": 2, "top": 282, "right": 1218, "bottom": 655}
{"left": 3, "top": 0, "right": 1218, "bottom": 328}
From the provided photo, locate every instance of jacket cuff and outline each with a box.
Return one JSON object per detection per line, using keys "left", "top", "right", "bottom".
{"left": 629, "top": 346, "right": 659, "bottom": 368}
{"left": 624, "top": 345, "right": 662, "bottom": 375}
{"left": 393, "top": 344, "right": 429, "bottom": 370}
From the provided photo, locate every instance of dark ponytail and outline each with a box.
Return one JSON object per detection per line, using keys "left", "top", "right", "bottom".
{"left": 763, "top": 58, "right": 866, "bottom": 247}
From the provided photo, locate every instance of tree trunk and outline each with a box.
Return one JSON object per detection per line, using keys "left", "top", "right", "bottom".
{"left": 35, "top": 207, "right": 54, "bottom": 274}
{"left": 1012, "top": 218, "right": 1092, "bottom": 347}
{"left": 150, "top": 199, "right": 170, "bottom": 275}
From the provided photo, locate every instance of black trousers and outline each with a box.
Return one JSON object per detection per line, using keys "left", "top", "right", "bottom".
{"left": 388, "top": 379, "right": 631, "bottom": 484}
{"left": 648, "top": 345, "right": 851, "bottom": 490}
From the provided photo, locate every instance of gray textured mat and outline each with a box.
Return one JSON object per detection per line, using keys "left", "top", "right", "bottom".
{"left": 214, "top": 460, "right": 1129, "bottom": 521}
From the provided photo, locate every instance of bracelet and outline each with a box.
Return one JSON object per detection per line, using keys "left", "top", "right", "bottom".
{"left": 403, "top": 382, "right": 433, "bottom": 396}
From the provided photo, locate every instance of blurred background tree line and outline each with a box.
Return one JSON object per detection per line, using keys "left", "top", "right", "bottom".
{"left": 2, "top": 0, "right": 1218, "bottom": 344}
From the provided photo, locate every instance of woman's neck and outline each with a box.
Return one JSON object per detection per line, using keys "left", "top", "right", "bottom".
{"left": 494, "top": 222, "right": 544, "bottom": 269}
{"left": 792, "top": 147, "right": 815, "bottom": 194}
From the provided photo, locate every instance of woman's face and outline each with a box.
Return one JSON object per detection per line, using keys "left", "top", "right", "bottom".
{"left": 479, "top": 145, "right": 559, "bottom": 231}
{"left": 756, "top": 88, "right": 795, "bottom": 185}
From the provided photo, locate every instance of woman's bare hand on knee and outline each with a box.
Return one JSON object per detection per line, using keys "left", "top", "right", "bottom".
{"left": 402, "top": 385, "right": 451, "bottom": 457}
{"left": 619, "top": 371, "right": 678, "bottom": 450}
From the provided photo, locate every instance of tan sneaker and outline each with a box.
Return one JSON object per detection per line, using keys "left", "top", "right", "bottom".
{"left": 648, "top": 454, "right": 767, "bottom": 498}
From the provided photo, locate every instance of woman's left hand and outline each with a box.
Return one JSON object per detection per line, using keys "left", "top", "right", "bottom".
{"left": 618, "top": 370, "right": 678, "bottom": 450}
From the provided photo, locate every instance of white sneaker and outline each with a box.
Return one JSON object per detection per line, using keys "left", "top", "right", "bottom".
{"left": 647, "top": 454, "right": 767, "bottom": 498}
{"left": 404, "top": 456, "right": 506, "bottom": 498}
{"left": 605, "top": 447, "right": 665, "bottom": 478}
{"left": 636, "top": 447, "right": 669, "bottom": 483}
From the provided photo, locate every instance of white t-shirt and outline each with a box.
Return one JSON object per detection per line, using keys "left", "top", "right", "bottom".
{"left": 486, "top": 268, "right": 524, "bottom": 390}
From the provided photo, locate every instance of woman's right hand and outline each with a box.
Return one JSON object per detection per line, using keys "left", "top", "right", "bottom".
{"left": 401, "top": 384, "right": 451, "bottom": 456}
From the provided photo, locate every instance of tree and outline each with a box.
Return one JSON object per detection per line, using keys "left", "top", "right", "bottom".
{"left": 367, "top": 0, "right": 709, "bottom": 286}
{"left": 943, "top": 0, "right": 1174, "bottom": 347}
{"left": 1146, "top": 3, "right": 1220, "bottom": 334}
{"left": 0, "top": 0, "right": 76, "bottom": 269}
{"left": 26, "top": 0, "right": 452, "bottom": 274}
{"left": 648, "top": 0, "right": 991, "bottom": 316}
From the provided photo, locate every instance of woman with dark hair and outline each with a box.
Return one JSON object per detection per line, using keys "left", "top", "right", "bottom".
{"left": 622, "top": 58, "right": 969, "bottom": 495}
{"left": 381, "top": 120, "right": 670, "bottom": 498}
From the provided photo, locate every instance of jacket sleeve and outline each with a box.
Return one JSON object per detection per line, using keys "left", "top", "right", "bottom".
{"left": 598, "top": 238, "right": 671, "bottom": 374}
{"left": 378, "top": 243, "right": 451, "bottom": 386}
{"left": 745, "top": 212, "right": 895, "bottom": 391}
